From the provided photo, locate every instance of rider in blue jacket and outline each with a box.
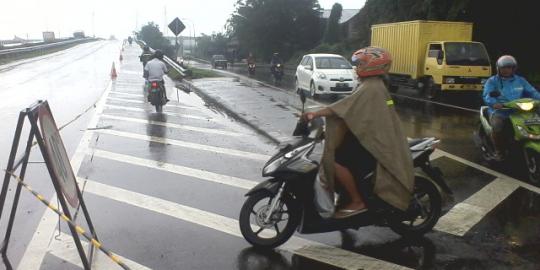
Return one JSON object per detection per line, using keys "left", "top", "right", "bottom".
{"left": 483, "top": 55, "right": 540, "bottom": 159}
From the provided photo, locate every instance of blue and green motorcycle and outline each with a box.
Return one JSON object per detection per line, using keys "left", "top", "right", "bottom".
{"left": 476, "top": 92, "right": 540, "bottom": 185}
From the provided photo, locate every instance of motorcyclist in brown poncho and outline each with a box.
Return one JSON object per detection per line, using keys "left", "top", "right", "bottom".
{"left": 303, "top": 47, "right": 414, "bottom": 219}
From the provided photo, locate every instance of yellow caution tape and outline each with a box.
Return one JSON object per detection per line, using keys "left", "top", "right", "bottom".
{"left": 4, "top": 170, "right": 131, "bottom": 270}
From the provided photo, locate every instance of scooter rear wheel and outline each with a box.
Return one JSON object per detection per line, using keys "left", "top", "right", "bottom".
{"left": 239, "top": 191, "right": 299, "bottom": 249}
{"left": 389, "top": 177, "right": 442, "bottom": 237}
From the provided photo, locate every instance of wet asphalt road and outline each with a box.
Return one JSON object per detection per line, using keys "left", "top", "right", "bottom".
{"left": 0, "top": 44, "right": 539, "bottom": 269}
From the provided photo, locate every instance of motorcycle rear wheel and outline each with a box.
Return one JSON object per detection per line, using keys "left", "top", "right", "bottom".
{"left": 389, "top": 177, "right": 442, "bottom": 237}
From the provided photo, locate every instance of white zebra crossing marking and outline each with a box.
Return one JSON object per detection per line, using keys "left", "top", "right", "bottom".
{"left": 100, "top": 114, "right": 245, "bottom": 137}
{"left": 95, "top": 129, "right": 271, "bottom": 161}
{"left": 79, "top": 178, "right": 411, "bottom": 270}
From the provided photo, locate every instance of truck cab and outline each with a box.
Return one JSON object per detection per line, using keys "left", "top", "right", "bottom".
{"left": 371, "top": 20, "right": 493, "bottom": 98}
{"left": 424, "top": 41, "right": 491, "bottom": 95}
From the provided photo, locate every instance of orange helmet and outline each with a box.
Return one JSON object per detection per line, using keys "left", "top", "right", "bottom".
{"left": 351, "top": 47, "right": 392, "bottom": 77}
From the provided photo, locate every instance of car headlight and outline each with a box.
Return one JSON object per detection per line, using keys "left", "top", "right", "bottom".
{"left": 517, "top": 102, "right": 534, "bottom": 111}
{"left": 317, "top": 73, "right": 327, "bottom": 79}
{"left": 445, "top": 77, "right": 455, "bottom": 84}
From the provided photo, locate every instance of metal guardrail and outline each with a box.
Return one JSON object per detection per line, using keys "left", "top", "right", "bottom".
{"left": 0, "top": 38, "right": 95, "bottom": 56}
{"left": 136, "top": 40, "right": 186, "bottom": 77}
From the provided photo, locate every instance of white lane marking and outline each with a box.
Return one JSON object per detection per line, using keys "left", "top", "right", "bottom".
{"left": 107, "top": 97, "right": 202, "bottom": 111}
{"left": 103, "top": 104, "right": 211, "bottom": 121}
{"left": 110, "top": 91, "right": 144, "bottom": 98}
{"left": 95, "top": 129, "right": 271, "bottom": 161}
{"left": 79, "top": 178, "right": 410, "bottom": 270}
{"left": 435, "top": 178, "right": 519, "bottom": 236}
{"left": 16, "top": 201, "right": 59, "bottom": 270}
{"left": 100, "top": 114, "right": 244, "bottom": 137}
{"left": 48, "top": 232, "right": 151, "bottom": 270}
{"left": 18, "top": 80, "right": 115, "bottom": 269}
{"left": 91, "top": 149, "right": 258, "bottom": 190}
{"left": 435, "top": 149, "right": 540, "bottom": 194}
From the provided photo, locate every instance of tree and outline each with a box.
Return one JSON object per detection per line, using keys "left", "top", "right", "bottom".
{"left": 194, "top": 33, "right": 229, "bottom": 59}
{"left": 323, "top": 3, "right": 343, "bottom": 44}
{"left": 136, "top": 22, "right": 175, "bottom": 58}
{"left": 227, "top": 0, "right": 322, "bottom": 61}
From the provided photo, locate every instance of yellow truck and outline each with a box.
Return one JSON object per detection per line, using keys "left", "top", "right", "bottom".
{"left": 371, "top": 20, "right": 492, "bottom": 97}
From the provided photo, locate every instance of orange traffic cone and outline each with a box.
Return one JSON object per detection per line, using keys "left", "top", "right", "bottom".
{"left": 110, "top": 62, "right": 117, "bottom": 79}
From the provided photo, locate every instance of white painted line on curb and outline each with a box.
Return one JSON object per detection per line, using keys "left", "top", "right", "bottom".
{"left": 100, "top": 114, "right": 245, "bottom": 137}
{"left": 48, "top": 232, "right": 151, "bottom": 270}
{"left": 90, "top": 149, "right": 258, "bottom": 190}
{"left": 434, "top": 178, "right": 519, "bottom": 236}
{"left": 79, "top": 178, "right": 410, "bottom": 270}
{"left": 95, "top": 129, "right": 270, "bottom": 161}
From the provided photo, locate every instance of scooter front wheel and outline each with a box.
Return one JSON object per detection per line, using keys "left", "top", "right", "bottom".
{"left": 239, "top": 191, "right": 299, "bottom": 249}
{"left": 523, "top": 148, "right": 540, "bottom": 186}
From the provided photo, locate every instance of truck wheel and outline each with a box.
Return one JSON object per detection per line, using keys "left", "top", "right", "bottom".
{"left": 424, "top": 77, "right": 440, "bottom": 100}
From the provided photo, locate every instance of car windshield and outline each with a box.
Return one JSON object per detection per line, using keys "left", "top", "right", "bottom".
{"left": 314, "top": 57, "right": 352, "bottom": 69}
{"left": 444, "top": 42, "right": 490, "bottom": 66}
{"left": 213, "top": 55, "right": 225, "bottom": 60}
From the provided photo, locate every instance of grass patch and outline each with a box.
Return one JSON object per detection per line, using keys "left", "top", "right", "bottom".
{"left": 189, "top": 67, "right": 222, "bottom": 79}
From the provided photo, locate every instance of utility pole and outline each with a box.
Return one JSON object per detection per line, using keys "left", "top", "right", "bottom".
{"left": 163, "top": 6, "right": 168, "bottom": 36}
{"left": 92, "top": 11, "right": 95, "bottom": 38}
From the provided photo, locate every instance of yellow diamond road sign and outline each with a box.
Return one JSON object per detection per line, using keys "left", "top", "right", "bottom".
{"left": 168, "top": 17, "right": 186, "bottom": 36}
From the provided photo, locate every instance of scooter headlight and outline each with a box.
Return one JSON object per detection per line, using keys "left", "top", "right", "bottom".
{"left": 263, "top": 157, "right": 286, "bottom": 175}
{"left": 517, "top": 102, "right": 534, "bottom": 111}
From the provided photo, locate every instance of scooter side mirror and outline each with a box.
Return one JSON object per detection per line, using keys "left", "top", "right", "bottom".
{"left": 489, "top": 91, "right": 501, "bottom": 98}
{"left": 292, "top": 120, "right": 309, "bottom": 137}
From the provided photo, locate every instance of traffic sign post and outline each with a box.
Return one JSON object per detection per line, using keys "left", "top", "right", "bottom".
{"left": 0, "top": 100, "right": 98, "bottom": 270}
{"left": 168, "top": 17, "right": 186, "bottom": 59}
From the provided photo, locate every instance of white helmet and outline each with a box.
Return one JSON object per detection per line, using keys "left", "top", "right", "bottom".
{"left": 496, "top": 55, "right": 517, "bottom": 75}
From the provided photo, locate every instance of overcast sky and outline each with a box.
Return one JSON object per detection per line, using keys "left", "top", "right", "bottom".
{"left": 0, "top": 0, "right": 366, "bottom": 40}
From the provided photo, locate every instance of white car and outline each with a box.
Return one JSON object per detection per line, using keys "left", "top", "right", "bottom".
{"left": 295, "top": 54, "right": 358, "bottom": 98}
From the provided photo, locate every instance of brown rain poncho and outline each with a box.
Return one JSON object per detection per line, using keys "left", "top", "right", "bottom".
{"left": 319, "top": 76, "right": 414, "bottom": 211}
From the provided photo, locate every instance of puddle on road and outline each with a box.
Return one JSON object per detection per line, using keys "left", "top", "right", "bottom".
{"left": 465, "top": 188, "right": 540, "bottom": 262}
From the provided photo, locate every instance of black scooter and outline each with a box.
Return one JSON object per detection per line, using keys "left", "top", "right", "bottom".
{"left": 271, "top": 64, "right": 284, "bottom": 86}
{"left": 146, "top": 81, "right": 167, "bottom": 113}
{"left": 248, "top": 63, "right": 256, "bottom": 76}
{"left": 239, "top": 92, "right": 451, "bottom": 248}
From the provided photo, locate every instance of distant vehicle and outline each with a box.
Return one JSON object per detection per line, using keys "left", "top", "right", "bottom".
{"left": 295, "top": 54, "right": 358, "bottom": 98}
{"left": 371, "top": 20, "right": 492, "bottom": 98}
{"left": 42, "top": 32, "right": 55, "bottom": 42}
{"left": 73, "top": 31, "right": 85, "bottom": 39}
{"left": 211, "top": 55, "right": 228, "bottom": 69}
